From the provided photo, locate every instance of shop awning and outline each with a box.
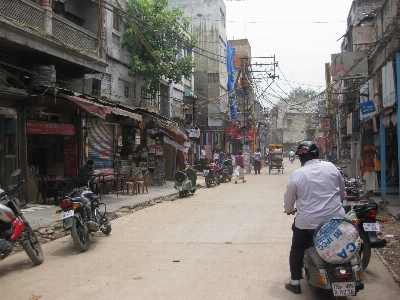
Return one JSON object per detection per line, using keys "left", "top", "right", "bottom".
{"left": 61, "top": 94, "right": 142, "bottom": 121}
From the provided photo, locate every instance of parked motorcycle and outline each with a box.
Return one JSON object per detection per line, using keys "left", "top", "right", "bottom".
{"left": 301, "top": 215, "right": 364, "bottom": 299}
{"left": 203, "top": 163, "right": 220, "bottom": 188}
{"left": 174, "top": 165, "right": 197, "bottom": 198}
{"left": 56, "top": 175, "right": 112, "bottom": 252}
{"left": 218, "top": 159, "right": 232, "bottom": 183}
{"left": 343, "top": 200, "right": 387, "bottom": 269}
{"left": 0, "top": 169, "right": 44, "bottom": 265}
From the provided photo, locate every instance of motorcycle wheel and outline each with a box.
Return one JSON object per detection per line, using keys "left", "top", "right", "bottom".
{"left": 190, "top": 189, "right": 196, "bottom": 194}
{"left": 206, "top": 178, "right": 211, "bottom": 188}
{"left": 228, "top": 176, "right": 231, "bottom": 182}
{"left": 179, "top": 191, "right": 184, "bottom": 198}
{"left": 358, "top": 229, "right": 371, "bottom": 269}
{"left": 71, "top": 216, "right": 90, "bottom": 252}
{"left": 100, "top": 215, "right": 112, "bottom": 235}
{"left": 22, "top": 228, "right": 44, "bottom": 265}
{"left": 216, "top": 176, "right": 220, "bottom": 185}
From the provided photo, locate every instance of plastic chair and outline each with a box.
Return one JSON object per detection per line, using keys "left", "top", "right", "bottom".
{"left": 34, "top": 175, "right": 47, "bottom": 204}
{"left": 136, "top": 171, "right": 150, "bottom": 194}
{"left": 123, "top": 171, "right": 140, "bottom": 195}
{"left": 45, "top": 175, "right": 59, "bottom": 205}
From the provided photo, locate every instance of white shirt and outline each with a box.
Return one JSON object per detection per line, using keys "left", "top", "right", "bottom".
{"left": 284, "top": 159, "right": 345, "bottom": 229}
{"left": 200, "top": 149, "right": 206, "bottom": 159}
{"left": 289, "top": 151, "right": 295, "bottom": 157}
{"left": 213, "top": 152, "right": 219, "bottom": 160}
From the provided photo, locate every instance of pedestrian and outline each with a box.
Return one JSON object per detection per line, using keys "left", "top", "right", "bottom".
{"left": 200, "top": 145, "right": 207, "bottom": 170}
{"left": 283, "top": 141, "right": 345, "bottom": 295}
{"left": 219, "top": 149, "right": 225, "bottom": 163}
{"left": 213, "top": 149, "right": 220, "bottom": 164}
{"left": 234, "top": 150, "right": 246, "bottom": 184}
{"left": 253, "top": 148, "right": 262, "bottom": 175}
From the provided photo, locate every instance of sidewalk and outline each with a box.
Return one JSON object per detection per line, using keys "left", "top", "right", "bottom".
{"left": 23, "top": 177, "right": 206, "bottom": 229}
{"left": 370, "top": 190, "right": 400, "bottom": 219}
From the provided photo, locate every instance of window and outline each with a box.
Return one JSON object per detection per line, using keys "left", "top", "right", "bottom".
{"left": 113, "top": 10, "right": 120, "bottom": 31}
{"left": 220, "top": 8, "right": 225, "bottom": 28}
{"left": 124, "top": 85, "right": 130, "bottom": 98}
{"left": 219, "top": 37, "right": 226, "bottom": 64}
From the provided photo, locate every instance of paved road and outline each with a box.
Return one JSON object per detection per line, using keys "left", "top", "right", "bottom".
{"left": 1, "top": 161, "right": 399, "bottom": 299}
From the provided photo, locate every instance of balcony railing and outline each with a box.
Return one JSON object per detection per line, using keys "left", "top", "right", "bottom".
{"left": 0, "top": 0, "right": 99, "bottom": 55}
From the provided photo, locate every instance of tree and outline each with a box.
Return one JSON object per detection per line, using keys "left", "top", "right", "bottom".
{"left": 124, "top": 0, "right": 196, "bottom": 96}
{"left": 288, "top": 87, "right": 317, "bottom": 100}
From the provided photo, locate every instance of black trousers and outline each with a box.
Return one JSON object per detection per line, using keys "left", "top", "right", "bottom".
{"left": 254, "top": 160, "right": 261, "bottom": 173}
{"left": 200, "top": 158, "right": 205, "bottom": 170}
{"left": 289, "top": 222, "right": 313, "bottom": 280}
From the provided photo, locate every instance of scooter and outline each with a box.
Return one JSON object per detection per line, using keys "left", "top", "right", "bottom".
{"left": 289, "top": 156, "right": 295, "bottom": 163}
{"left": 302, "top": 216, "right": 364, "bottom": 298}
{"left": 174, "top": 165, "right": 197, "bottom": 198}
{"left": 342, "top": 200, "right": 387, "bottom": 269}
{"left": 203, "top": 163, "right": 220, "bottom": 188}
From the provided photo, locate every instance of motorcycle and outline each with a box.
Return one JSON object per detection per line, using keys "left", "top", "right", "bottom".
{"left": 174, "top": 165, "right": 197, "bottom": 198}
{"left": 203, "top": 163, "right": 220, "bottom": 188}
{"left": 289, "top": 156, "right": 295, "bottom": 163}
{"left": 301, "top": 215, "right": 364, "bottom": 299}
{"left": 55, "top": 175, "right": 112, "bottom": 252}
{"left": 0, "top": 169, "right": 44, "bottom": 265}
{"left": 343, "top": 200, "right": 387, "bottom": 269}
{"left": 218, "top": 159, "right": 232, "bottom": 183}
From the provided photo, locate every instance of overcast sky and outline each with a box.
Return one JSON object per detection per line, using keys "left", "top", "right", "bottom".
{"left": 225, "top": 0, "right": 353, "bottom": 108}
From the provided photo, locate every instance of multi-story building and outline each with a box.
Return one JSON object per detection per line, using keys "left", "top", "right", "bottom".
{"left": 168, "top": 0, "right": 228, "bottom": 156}
{"left": 0, "top": 0, "right": 192, "bottom": 200}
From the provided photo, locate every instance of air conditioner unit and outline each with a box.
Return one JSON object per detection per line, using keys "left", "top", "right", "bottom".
{"left": 59, "top": 78, "right": 101, "bottom": 97}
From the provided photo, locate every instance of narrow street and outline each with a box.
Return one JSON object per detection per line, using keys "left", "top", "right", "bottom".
{"left": 1, "top": 162, "right": 399, "bottom": 299}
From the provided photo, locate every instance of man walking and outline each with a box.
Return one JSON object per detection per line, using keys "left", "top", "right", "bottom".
{"left": 253, "top": 148, "right": 262, "bottom": 175}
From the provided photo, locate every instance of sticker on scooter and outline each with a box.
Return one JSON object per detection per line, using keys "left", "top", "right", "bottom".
{"left": 314, "top": 217, "right": 361, "bottom": 264}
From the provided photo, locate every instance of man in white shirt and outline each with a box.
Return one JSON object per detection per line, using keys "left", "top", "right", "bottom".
{"left": 288, "top": 150, "right": 295, "bottom": 161}
{"left": 200, "top": 145, "right": 207, "bottom": 169}
{"left": 283, "top": 141, "right": 345, "bottom": 295}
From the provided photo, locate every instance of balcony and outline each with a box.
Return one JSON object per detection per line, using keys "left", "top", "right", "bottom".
{"left": 0, "top": 0, "right": 107, "bottom": 72}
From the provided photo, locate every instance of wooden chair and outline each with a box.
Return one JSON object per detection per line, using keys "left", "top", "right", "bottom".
{"left": 136, "top": 171, "right": 150, "bottom": 194}
{"left": 123, "top": 171, "right": 140, "bottom": 195}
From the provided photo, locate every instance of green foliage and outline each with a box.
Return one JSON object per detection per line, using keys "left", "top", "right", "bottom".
{"left": 288, "top": 87, "right": 317, "bottom": 100}
{"left": 124, "top": 0, "right": 196, "bottom": 96}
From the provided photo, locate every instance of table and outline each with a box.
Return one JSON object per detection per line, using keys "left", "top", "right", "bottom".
{"left": 43, "top": 177, "right": 71, "bottom": 205}
{"left": 97, "top": 172, "right": 124, "bottom": 198}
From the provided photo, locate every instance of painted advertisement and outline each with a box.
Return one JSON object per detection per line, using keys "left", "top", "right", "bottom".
{"left": 331, "top": 51, "right": 368, "bottom": 81}
{"left": 382, "top": 61, "right": 396, "bottom": 108}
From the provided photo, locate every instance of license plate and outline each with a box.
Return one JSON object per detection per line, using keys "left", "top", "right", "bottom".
{"left": 61, "top": 210, "right": 74, "bottom": 220}
{"left": 363, "top": 222, "right": 380, "bottom": 231}
{"left": 332, "top": 282, "right": 356, "bottom": 296}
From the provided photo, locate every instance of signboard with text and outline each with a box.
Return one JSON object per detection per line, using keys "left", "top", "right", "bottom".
{"left": 63, "top": 140, "right": 77, "bottom": 175}
{"left": 27, "top": 121, "right": 75, "bottom": 135}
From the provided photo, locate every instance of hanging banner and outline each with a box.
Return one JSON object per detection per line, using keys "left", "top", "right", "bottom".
{"left": 26, "top": 121, "right": 75, "bottom": 135}
{"left": 321, "top": 118, "right": 331, "bottom": 132}
{"left": 226, "top": 127, "right": 239, "bottom": 137}
{"left": 382, "top": 61, "right": 396, "bottom": 108}
{"left": 360, "top": 100, "right": 376, "bottom": 119}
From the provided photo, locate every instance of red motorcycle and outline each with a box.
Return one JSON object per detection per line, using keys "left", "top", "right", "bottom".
{"left": 0, "top": 169, "right": 44, "bottom": 265}
{"left": 203, "top": 163, "right": 221, "bottom": 188}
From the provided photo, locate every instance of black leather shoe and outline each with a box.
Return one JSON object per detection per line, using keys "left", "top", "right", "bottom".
{"left": 285, "top": 283, "right": 301, "bottom": 294}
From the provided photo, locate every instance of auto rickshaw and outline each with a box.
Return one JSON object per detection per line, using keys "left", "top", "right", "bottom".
{"left": 268, "top": 144, "right": 284, "bottom": 174}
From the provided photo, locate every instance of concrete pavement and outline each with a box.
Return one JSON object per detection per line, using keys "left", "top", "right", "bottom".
{"left": 0, "top": 162, "right": 398, "bottom": 299}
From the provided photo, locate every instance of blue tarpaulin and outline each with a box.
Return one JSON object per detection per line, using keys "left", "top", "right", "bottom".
{"left": 227, "top": 41, "right": 237, "bottom": 120}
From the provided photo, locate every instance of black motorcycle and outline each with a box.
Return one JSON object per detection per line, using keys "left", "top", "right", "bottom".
{"left": 56, "top": 176, "right": 112, "bottom": 252}
{"left": 218, "top": 159, "right": 232, "bottom": 183}
{"left": 343, "top": 200, "right": 387, "bottom": 269}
